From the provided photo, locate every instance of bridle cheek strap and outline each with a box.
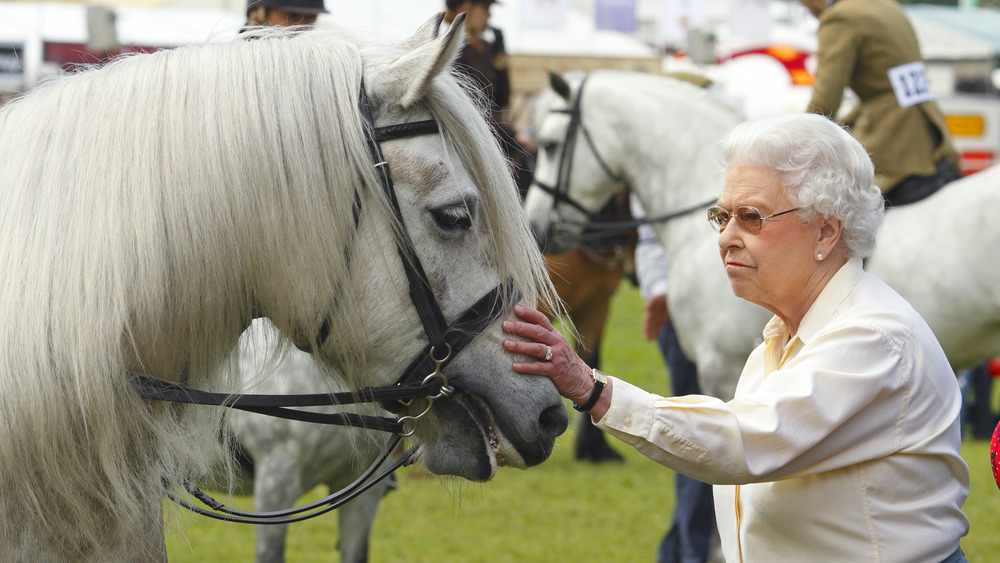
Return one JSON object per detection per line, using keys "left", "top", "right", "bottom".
{"left": 533, "top": 76, "right": 716, "bottom": 245}
{"left": 533, "top": 76, "right": 622, "bottom": 217}
{"left": 360, "top": 93, "right": 451, "bottom": 353}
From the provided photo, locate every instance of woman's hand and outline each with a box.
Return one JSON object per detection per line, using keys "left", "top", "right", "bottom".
{"left": 502, "top": 304, "right": 595, "bottom": 405}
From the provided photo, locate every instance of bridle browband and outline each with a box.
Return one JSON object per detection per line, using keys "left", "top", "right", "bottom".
{"left": 532, "top": 76, "right": 715, "bottom": 245}
{"left": 134, "top": 81, "right": 512, "bottom": 524}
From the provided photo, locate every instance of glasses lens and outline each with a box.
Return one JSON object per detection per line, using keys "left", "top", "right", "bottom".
{"left": 707, "top": 207, "right": 729, "bottom": 231}
{"left": 735, "top": 207, "right": 763, "bottom": 232}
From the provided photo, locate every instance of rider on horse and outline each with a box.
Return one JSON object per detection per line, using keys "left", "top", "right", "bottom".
{"left": 799, "top": 0, "right": 962, "bottom": 207}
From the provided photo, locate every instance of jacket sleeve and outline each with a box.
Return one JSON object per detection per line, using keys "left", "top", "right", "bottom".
{"left": 629, "top": 194, "right": 668, "bottom": 301}
{"left": 490, "top": 27, "right": 511, "bottom": 111}
{"left": 806, "top": 12, "right": 859, "bottom": 119}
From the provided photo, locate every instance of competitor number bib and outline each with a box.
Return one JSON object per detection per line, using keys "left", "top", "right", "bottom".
{"left": 887, "top": 61, "right": 935, "bottom": 108}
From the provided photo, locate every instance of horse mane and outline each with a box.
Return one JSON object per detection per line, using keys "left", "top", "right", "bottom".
{"left": 0, "top": 26, "right": 556, "bottom": 559}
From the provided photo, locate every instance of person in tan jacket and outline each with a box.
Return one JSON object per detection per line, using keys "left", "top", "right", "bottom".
{"left": 799, "top": 0, "right": 961, "bottom": 207}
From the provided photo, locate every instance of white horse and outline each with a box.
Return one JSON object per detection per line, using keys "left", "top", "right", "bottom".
{"left": 228, "top": 319, "right": 393, "bottom": 563}
{"left": 525, "top": 69, "right": 1000, "bottom": 403}
{"left": 0, "top": 16, "right": 566, "bottom": 561}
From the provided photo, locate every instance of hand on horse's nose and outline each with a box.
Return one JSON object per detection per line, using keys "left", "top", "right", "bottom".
{"left": 502, "top": 305, "right": 592, "bottom": 404}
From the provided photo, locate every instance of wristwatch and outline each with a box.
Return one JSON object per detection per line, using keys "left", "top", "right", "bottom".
{"left": 572, "top": 368, "right": 607, "bottom": 412}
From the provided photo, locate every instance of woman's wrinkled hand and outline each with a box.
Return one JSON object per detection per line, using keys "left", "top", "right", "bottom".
{"left": 502, "top": 304, "right": 594, "bottom": 405}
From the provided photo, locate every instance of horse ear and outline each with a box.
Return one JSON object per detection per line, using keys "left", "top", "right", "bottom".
{"left": 549, "top": 71, "right": 572, "bottom": 102}
{"left": 402, "top": 12, "right": 446, "bottom": 47}
{"left": 377, "top": 12, "right": 465, "bottom": 109}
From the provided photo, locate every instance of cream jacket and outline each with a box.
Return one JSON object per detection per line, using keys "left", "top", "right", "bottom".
{"left": 598, "top": 259, "right": 969, "bottom": 562}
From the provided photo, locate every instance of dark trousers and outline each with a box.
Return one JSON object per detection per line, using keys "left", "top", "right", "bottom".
{"left": 656, "top": 320, "right": 716, "bottom": 563}
{"left": 941, "top": 547, "right": 968, "bottom": 563}
{"left": 883, "top": 158, "right": 961, "bottom": 208}
{"left": 959, "top": 361, "right": 997, "bottom": 439}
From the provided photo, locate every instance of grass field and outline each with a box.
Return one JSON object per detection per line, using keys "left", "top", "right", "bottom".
{"left": 165, "top": 283, "right": 1000, "bottom": 561}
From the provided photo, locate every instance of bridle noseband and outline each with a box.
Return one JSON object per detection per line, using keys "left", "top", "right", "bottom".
{"left": 532, "top": 76, "right": 715, "bottom": 246}
{"left": 135, "top": 83, "right": 512, "bottom": 524}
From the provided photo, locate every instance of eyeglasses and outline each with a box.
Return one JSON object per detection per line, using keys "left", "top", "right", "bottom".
{"left": 706, "top": 205, "right": 801, "bottom": 233}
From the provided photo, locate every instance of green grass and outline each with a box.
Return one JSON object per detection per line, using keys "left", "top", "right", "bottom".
{"left": 165, "top": 284, "right": 1000, "bottom": 561}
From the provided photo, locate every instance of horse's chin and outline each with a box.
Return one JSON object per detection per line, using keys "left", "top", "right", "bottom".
{"left": 418, "top": 390, "right": 527, "bottom": 481}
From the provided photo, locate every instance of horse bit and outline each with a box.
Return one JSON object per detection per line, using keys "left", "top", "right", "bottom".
{"left": 531, "top": 76, "right": 715, "bottom": 246}
{"left": 132, "top": 83, "right": 512, "bottom": 525}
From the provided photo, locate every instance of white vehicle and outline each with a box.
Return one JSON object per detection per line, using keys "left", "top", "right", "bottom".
{"left": 941, "top": 92, "right": 1000, "bottom": 175}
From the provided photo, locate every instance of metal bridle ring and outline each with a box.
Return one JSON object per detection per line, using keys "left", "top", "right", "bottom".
{"left": 429, "top": 343, "right": 452, "bottom": 364}
{"left": 397, "top": 398, "right": 434, "bottom": 437}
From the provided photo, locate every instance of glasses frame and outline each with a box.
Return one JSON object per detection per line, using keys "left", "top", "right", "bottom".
{"left": 707, "top": 205, "right": 801, "bottom": 233}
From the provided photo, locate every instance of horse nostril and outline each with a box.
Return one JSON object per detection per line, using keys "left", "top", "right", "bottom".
{"left": 539, "top": 402, "right": 569, "bottom": 441}
{"left": 518, "top": 403, "right": 569, "bottom": 467}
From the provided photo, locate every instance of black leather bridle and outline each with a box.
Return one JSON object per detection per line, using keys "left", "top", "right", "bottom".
{"left": 135, "top": 84, "right": 512, "bottom": 524}
{"left": 532, "top": 77, "right": 622, "bottom": 218}
{"left": 532, "top": 77, "right": 715, "bottom": 246}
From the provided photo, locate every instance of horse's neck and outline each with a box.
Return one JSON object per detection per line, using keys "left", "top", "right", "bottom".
{"left": 590, "top": 75, "right": 732, "bottom": 253}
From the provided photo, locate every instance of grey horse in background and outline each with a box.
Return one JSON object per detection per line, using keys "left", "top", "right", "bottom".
{"left": 228, "top": 319, "right": 396, "bottom": 563}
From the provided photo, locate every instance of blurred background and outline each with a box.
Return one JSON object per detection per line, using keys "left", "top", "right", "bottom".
{"left": 1, "top": 0, "right": 998, "bottom": 173}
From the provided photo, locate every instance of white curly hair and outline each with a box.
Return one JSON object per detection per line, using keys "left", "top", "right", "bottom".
{"left": 719, "top": 113, "right": 885, "bottom": 258}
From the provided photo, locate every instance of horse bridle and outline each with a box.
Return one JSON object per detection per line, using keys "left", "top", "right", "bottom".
{"left": 134, "top": 83, "right": 513, "bottom": 524}
{"left": 532, "top": 76, "right": 622, "bottom": 218}
{"left": 532, "top": 77, "right": 715, "bottom": 245}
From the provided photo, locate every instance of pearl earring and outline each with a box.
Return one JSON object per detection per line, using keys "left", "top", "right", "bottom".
{"left": 817, "top": 253, "right": 824, "bottom": 261}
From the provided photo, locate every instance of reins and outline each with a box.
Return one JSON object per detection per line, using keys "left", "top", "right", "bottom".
{"left": 562, "top": 198, "right": 717, "bottom": 246}
{"left": 165, "top": 434, "right": 415, "bottom": 525}
{"left": 135, "top": 80, "right": 512, "bottom": 525}
{"left": 132, "top": 374, "right": 437, "bottom": 435}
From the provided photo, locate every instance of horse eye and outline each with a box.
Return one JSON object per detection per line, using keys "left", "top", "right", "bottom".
{"left": 431, "top": 206, "right": 473, "bottom": 232}
{"left": 540, "top": 140, "right": 558, "bottom": 156}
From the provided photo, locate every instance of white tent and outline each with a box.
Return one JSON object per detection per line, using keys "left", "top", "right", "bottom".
{"left": 0, "top": 3, "right": 242, "bottom": 46}
{"left": 0, "top": 0, "right": 658, "bottom": 93}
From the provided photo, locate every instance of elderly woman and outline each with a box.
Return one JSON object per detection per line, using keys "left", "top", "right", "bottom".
{"left": 503, "top": 113, "right": 969, "bottom": 562}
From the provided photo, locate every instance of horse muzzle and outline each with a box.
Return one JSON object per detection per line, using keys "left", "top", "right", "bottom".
{"left": 420, "top": 378, "right": 567, "bottom": 481}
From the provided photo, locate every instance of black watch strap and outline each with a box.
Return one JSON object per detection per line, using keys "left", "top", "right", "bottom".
{"left": 573, "top": 370, "right": 607, "bottom": 412}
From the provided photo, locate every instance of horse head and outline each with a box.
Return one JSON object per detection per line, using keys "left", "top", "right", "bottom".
{"left": 524, "top": 71, "right": 627, "bottom": 254}
{"left": 0, "top": 13, "right": 567, "bottom": 559}
{"left": 273, "top": 15, "right": 569, "bottom": 481}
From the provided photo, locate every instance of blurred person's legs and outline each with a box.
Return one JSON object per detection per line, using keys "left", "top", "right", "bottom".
{"left": 657, "top": 320, "right": 717, "bottom": 563}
